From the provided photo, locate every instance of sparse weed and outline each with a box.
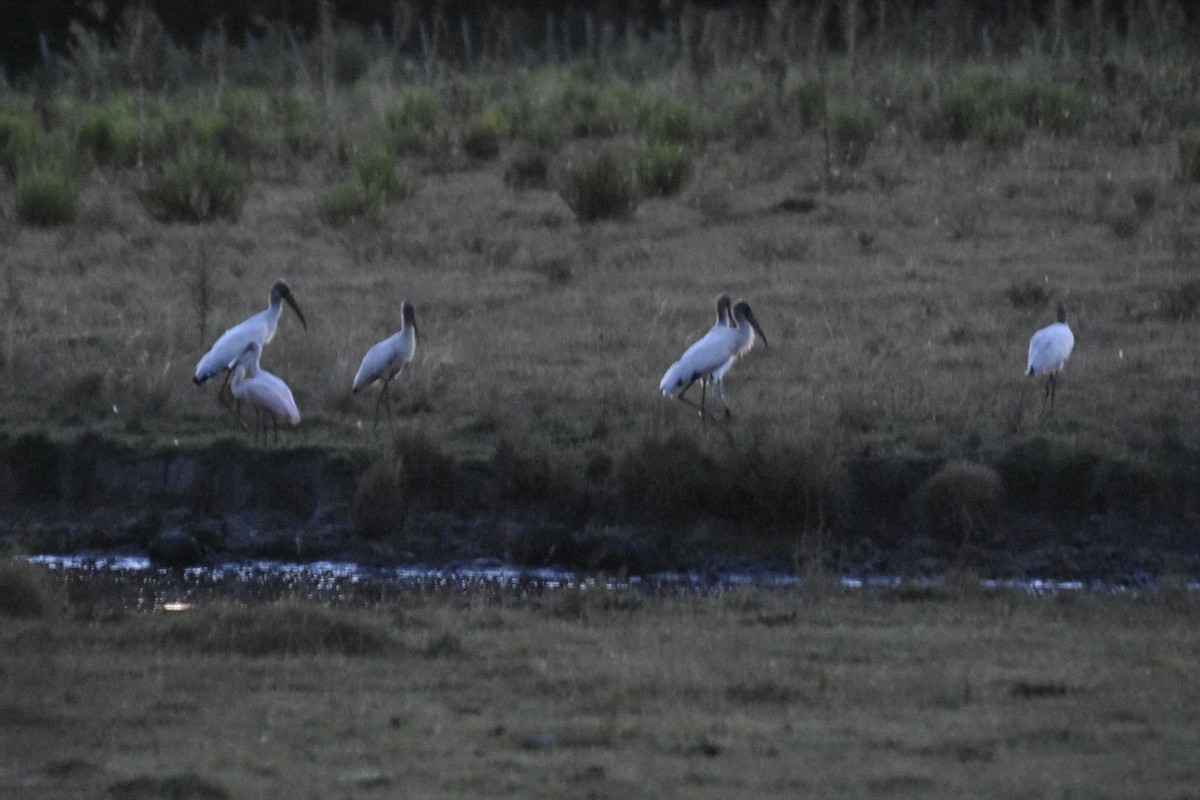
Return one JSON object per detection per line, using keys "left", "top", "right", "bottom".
{"left": 77, "top": 105, "right": 139, "bottom": 167}
{"left": 640, "top": 100, "right": 696, "bottom": 146}
{"left": 136, "top": 151, "right": 248, "bottom": 222}
{"left": 15, "top": 168, "right": 78, "bottom": 226}
{"left": 556, "top": 147, "right": 640, "bottom": 222}
{"left": 784, "top": 78, "right": 826, "bottom": 130}
{"left": 924, "top": 69, "right": 1085, "bottom": 142}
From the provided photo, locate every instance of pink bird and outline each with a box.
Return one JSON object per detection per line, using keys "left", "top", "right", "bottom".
{"left": 229, "top": 340, "right": 300, "bottom": 442}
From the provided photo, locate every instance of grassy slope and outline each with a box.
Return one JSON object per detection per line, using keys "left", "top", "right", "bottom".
{"left": 1, "top": 48, "right": 1198, "bottom": 545}
{"left": 2, "top": 570, "right": 1199, "bottom": 799}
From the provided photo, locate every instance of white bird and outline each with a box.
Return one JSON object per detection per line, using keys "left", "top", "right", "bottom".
{"left": 229, "top": 340, "right": 301, "bottom": 443}
{"left": 660, "top": 297, "right": 767, "bottom": 419}
{"left": 1026, "top": 300, "right": 1075, "bottom": 414}
{"left": 353, "top": 300, "right": 418, "bottom": 429}
{"left": 193, "top": 279, "right": 308, "bottom": 392}
{"left": 712, "top": 299, "right": 767, "bottom": 404}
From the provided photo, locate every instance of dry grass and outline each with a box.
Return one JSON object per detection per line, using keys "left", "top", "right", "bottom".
{"left": 2, "top": 568, "right": 1199, "bottom": 799}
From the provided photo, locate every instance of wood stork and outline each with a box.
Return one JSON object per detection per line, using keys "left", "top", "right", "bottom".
{"left": 193, "top": 280, "right": 308, "bottom": 400}
{"left": 229, "top": 340, "right": 301, "bottom": 443}
{"left": 1026, "top": 301, "right": 1075, "bottom": 414}
{"left": 352, "top": 300, "right": 418, "bottom": 429}
{"left": 711, "top": 299, "right": 769, "bottom": 408}
{"left": 660, "top": 296, "right": 766, "bottom": 419}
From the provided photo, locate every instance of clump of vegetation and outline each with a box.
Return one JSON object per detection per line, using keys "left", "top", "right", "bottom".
{"left": 136, "top": 152, "right": 249, "bottom": 222}
{"left": 317, "top": 179, "right": 378, "bottom": 226}
{"left": 785, "top": 78, "right": 826, "bottom": 130}
{"left": 1179, "top": 129, "right": 1200, "bottom": 182}
{"left": 0, "top": 559, "right": 59, "bottom": 618}
{"left": 0, "top": 108, "right": 38, "bottom": 177}
{"left": 924, "top": 69, "right": 1085, "bottom": 142}
{"left": 354, "top": 145, "right": 418, "bottom": 202}
{"left": 504, "top": 143, "right": 551, "bottom": 189}
{"left": 332, "top": 29, "right": 372, "bottom": 85}
{"left": 15, "top": 168, "right": 78, "bottom": 226}
{"left": 635, "top": 142, "right": 692, "bottom": 197}
{"left": 640, "top": 100, "right": 696, "bottom": 146}
{"left": 387, "top": 91, "right": 442, "bottom": 156}
{"left": 77, "top": 104, "right": 139, "bottom": 167}
{"left": 916, "top": 461, "right": 1004, "bottom": 545}
{"left": 828, "top": 104, "right": 879, "bottom": 167}
{"left": 462, "top": 104, "right": 512, "bottom": 160}
{"left": 557, "top": 147, "right": 641, "bottom": 222}
{"left": 617, "top": 435, "right": 726, "bottom": 527}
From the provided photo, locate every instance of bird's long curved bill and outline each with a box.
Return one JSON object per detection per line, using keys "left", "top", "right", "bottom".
{"left": 746, "top": 310, "right": 768, "bottom": 348}
{"left": 285, "top": 293, "right": 308, "bottom": 329}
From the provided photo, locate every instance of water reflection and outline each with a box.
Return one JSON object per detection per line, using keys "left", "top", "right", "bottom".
{"left": 26, "top": 552, "right": 1178, "bottom": 613}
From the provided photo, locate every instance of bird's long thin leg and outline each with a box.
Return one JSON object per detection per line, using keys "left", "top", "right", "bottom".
{"left": 715, "top": 380, "right": 732, "bottom": 420}
{"left": 384, "top": 381, "right": 395, "bottom": 426}
{"left": 217, "top": 370, "right": 236, "bottom": 415}
{"left": 699, "top": 380, "right": 708, "bottom": 421}
{"left": 1039, "top": 377, "right": 1052, "bottom": 417}
{"left": 674, "top": 377, "right": 704, "bottom": 414}
{"left": 372, "top": 384, "right": 386, "bottom": 431}
{"left": 1048, "top": 373, "right": 1058, "bottom": 414}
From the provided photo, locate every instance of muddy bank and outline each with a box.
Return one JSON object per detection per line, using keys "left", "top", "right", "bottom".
{"left": 1, "top": 431, "right": 1198, "bottom": 583}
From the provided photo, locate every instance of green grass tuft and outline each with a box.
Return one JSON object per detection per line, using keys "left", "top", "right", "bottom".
{"left": 15, "top": 168, "right": 78, "bottom": 226}
{"left": 635, "top": 142, "right": 692, "bottom": 197}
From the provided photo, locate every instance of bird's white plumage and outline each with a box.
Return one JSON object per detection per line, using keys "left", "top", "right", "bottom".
{"left": 1026, "top": 314, "right": 1074, "bottom": 376}
{"left": 230, "top": 341, "right": 300, "bottom": 426}
{"left": 353, "top": 302, "right": 418, "bottom": 392}
{"left": 712, "top": 301, "right": 764, "bottom": 383}
{"left": 194, "top": 280, "right": 306, "bottom": 385}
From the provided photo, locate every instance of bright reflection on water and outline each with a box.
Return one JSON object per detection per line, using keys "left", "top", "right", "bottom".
{"left": 25, "top": 553, "right": 1178, "bottom": 612}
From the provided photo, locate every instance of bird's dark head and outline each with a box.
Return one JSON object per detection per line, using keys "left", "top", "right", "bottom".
{"left": 272, "top": 279, "right": 308, "bottom": 330}
{"left": 715, "top": 293, "right": 732, "bottom": 325}
{"left": 403, "top": 301, "right": 418, "bottom": 340}
{"left": 733, "top": 300, "right": 769, "bottom": 349}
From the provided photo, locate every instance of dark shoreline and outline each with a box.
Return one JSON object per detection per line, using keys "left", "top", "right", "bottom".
{"left": 2, "top": 430, "right": 1198, "bottom": 584}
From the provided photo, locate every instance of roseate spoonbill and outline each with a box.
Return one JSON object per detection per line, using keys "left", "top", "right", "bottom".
{"left": 353, "top": 300, "right": 418, "bottom": 429}
{"left": 229, "top": 340, "right": 300, "bottom": 443}
{"left": 1027, "top": 300, "right": 1075, "bottom": 414}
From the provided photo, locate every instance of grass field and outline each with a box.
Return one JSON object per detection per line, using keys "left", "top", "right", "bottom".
{"left": 1, "top": 8, "right": 1199, "bottom": 541}
{"left": 2, "top": 559, "right": 1199, "bottom": 798}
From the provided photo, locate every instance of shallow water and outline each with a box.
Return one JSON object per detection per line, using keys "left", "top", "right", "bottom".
{"left": 24, "top": 552, "right": 1158, "bottom": 611}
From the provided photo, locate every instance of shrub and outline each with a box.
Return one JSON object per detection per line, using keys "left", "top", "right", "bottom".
{"left": 15, "top": 169, "right": 78, "bottom": 226}
{"left": 916, "top": 461, "right": 1004, "bottom": 545}
{"left": 1179, "top": 129, "right": 1200, "bottom": 182}
{"left": 317, "top": 179, "right": 379, "bottom": 226}
{"left": 462, "top": 104, "right": 511, "bottom": 160}
{"left": 354, "top": 146, "right": 417, "bottom": 202}
{"left": 136, "top": 152, "right": 248, "bottom": 223}
{"left": 924, "top": 69, "right": 1086, "bottom": 142}
{"left": 617, "top": 435, "right": 727, "bottom": 526}
{"left": 635, "top": 143, "right": 692, "bottom": 197}
{"left": 828, "top": 104, "right": 879, "bottom": 168}
{"left": 557, "top": 147, "right": 640, "bottom": 222}
{"left": 785, "top": 78, "right": 826, "bottom": 129}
